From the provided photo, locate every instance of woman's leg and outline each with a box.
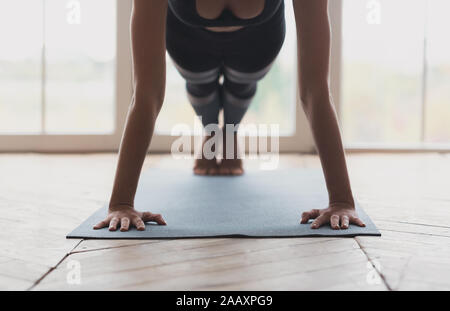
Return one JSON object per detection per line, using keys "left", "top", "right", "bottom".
{"left": 170, "top": 62, "right": 223, "bottom": 175}
{"left": 166, "top": 9, "right": 223, "bottom": 175}
{"left": 218, "top": 64, "right": 274, "bottom": 175}
{"left": 222, "top": 64, "right": 273, "bottom": 126}
{"left": 217, "top": 2, "right": 286, "bottom": 175}
{"left": 174, "top": 64, "right": 222, "bottom": 127}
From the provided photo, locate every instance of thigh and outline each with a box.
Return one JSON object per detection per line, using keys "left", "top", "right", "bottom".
{"left": 223, "top": 3, "right": 286, "bottom": 74}
{"left": 166, "top": 8, "right": 221, "bottom": 74}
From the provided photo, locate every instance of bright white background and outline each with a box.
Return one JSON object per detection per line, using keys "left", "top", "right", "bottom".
{"left": 0, "top": 0, "right": 449, "bottom": 151}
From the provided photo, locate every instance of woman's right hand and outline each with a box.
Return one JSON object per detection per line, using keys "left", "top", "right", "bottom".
{"left": 93, "top": 205, "right": 167, "bottom": 232}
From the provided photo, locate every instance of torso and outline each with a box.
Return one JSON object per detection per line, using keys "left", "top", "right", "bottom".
{"left": 168, "top": 0, "right": 282, "bottom": 32}
{"left": 198, "top": 0, "right": 264, "bottom": 32}
{"left": 196, "top": 0, "right": 265, "bottom": 19}
{"left": 204, "top": 26, "right": 245, "bottom": 33}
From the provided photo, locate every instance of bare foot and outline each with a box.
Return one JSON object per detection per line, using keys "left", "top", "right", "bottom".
{"left": 193, "top": 134, "right": 219, "bottom": 176}
{"left": 219, "top": 129, "right": 244, "bottom": 176}
{"left": 220, "top": 158, "right": 244, "bottom": 175}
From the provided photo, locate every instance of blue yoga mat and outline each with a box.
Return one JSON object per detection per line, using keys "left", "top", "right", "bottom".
{"left": 67, "top": 168, "right": 380, "bottom": 239}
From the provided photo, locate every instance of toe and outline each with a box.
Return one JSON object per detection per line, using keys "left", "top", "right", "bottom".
{"left": 219, "top": 167, "right": 231, "bottom": 175}
{"left": 231, "top": 168, "right": 244, "bottom": 176}
{"left": 208, "top": 167, "right": 219, "bottom": 175}
{"left": 194, "top": 167, "right": 207, "bottom": 175}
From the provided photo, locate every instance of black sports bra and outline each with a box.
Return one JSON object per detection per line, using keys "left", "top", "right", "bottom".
{"left": 168, "top": 0, "right": 283, "bottom": 28}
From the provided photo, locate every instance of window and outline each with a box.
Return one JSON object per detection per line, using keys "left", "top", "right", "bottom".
{"left": 0, "top": 0, "right": 117, "bottom": 135}
{"left": 44, "top": 0, "right": 116, "bottom": 134}
{"left": 0, "top": 0, "right": 130, "bottom": 152}
{"left": 0, "top": 0, "right": 43, "bottom": 133}
{"left": 341, "top": 0, "right": 450, "bottom": 147}
{"left": 2, "top": 0, "right": 449, "bottom": 152}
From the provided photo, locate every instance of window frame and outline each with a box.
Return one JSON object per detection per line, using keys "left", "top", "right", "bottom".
{"left": 0, "top": 0, "right": 132, "bottom": 152}
{"left": 0, "top": 0, "right": 313, "bottom": 153}
{"left": 1, "top": 0, "right": 449, "bottom": 153}
{"left": 335, "top": 0, "right": 450, "bottom": 152}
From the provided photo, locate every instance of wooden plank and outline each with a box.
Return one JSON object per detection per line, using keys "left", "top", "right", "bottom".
{"left": 2, "top": 153, "right": 449, "bottom": 290}
{"left": 0, "top": 274, "right": 33, "bottom": 291}
{"left": 0, "top": 154, "right": 163, "bottom": 290}
{"left": 356, "top": 228, "right": 450, "bottom": 290}
{"left": 347, "top": 153, "right": 450, "bottom": 227}
{"left": 374, "top": 220, "right": 450, "bottom": 237}
{"left": 33, "top": 238, "right": 383, "bottom": 290}
{"left": 0, "top": 258, "right": 50, "bottom": 284}
{"left": 215, "top": 261, "right": 387, "bottom": 291}
{"left": 72, "top": 240, "right": 163, "bottom": 254}
{"left": 72, "top": 236, "right": 337, "bottom": 253}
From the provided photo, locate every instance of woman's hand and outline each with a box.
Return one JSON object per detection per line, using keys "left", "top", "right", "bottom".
{"left": 93, "top": 205, "right": 167, "bottom": 232}
{"left": 300, "top": 203, "right": 365, "bottom": 230}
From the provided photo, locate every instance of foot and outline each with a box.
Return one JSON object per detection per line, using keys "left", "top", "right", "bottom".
{"left": 219, "top": 158, "right": 244, "bottom": 175}
{"left": 219, "top": 129, "right": 244, "bottom": 176}
{"left": 193, "top": 134, "right": 219, "bottom": 176}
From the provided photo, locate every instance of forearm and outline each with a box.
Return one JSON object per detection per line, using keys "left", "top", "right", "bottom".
{"left": 109, "top": 95, "right": 161, "bottom": 208}
{"left": 109, "top": 0, "right": 167, "bottom": 209}
{"left": 294, "top": 0, "right": 354, "bottom": 206}
{"left": 302, "top": 91, "right": 354, "bottom": 206}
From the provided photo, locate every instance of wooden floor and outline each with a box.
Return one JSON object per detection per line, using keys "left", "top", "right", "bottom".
{"left": 0, "top": 153, "right": 449, "bottom": 291}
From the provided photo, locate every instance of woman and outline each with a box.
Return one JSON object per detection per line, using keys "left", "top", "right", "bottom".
{"left": 93, "top": 0, "right": 366, "bottom": 232}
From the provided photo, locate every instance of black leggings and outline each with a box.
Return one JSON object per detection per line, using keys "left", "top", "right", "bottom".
{"left": 166, "top": 2, "right": 286, "bottom": 126}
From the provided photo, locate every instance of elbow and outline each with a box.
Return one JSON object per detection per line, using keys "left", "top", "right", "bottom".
{"left": 132, "top": 86, "right": 165, "bottom": 119}
{"left": 299, "top": 81, "right": 332, "bottom": 118}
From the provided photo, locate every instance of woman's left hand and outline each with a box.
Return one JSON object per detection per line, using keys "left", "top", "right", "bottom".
{"left": 300, "top": 202, "right": 366, "bottom": 230}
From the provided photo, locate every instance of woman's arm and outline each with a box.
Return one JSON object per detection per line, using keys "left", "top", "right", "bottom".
{"left": 94, "top": 0, "right": 168, "bottom": 232}
{"left": 293, "top": 0, "right": 365, "bottom": 230}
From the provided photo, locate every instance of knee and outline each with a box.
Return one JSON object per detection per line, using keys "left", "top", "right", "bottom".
{"left": 221, "top": 64, "right": 271, "bottom": 100}
{"left": 223, "top": 79, "right": 257, "bottom": 99}
{"left": 186, "top": 81, "right": 219, "bottom": 98}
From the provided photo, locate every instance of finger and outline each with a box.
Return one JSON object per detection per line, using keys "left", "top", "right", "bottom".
{"left": 142, "top": 212, "right": 167, "bottom": 225}
{"left": 350, "top": 216, "right": 366, "bottom": 227}
{"left": 300, "top": 212, "right": 309, "bottom": 224}
{"left": 120, "top": 217, "right": 130, "bottom": 232}
{"left": 330, "top": 214, "right": 340, "bottom": 230}
{"left": 311, "top": 214, "right": 328, "bottom": 229}
{"left": 300, "top": 209, "right": 320, "bottom": 224}
{"left": 131, "top": 217, "right": 146, "bottom": 231}
{"left": 341, "top": 215, "right": 350, "bottom": 229}
{"left": 300, "top": 211, "right": 313, "bottom": 224}
{"left": 93, "top": 219, "right": 109, "bottom": 230}
{"left": 109, "top": 217, "right": 119, "bottom": 231}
